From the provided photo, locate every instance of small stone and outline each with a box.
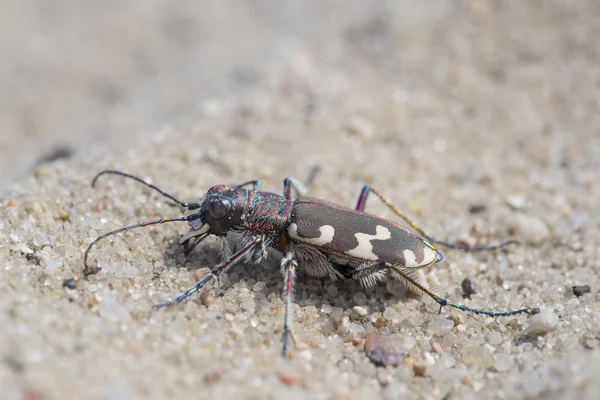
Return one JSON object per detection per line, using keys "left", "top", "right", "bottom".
{"left": 431, "top": 342, "right": 442, "bottom": 353}
{"left": 377, "top": 369, "right": 391, "bottom": 387}
{"left": 224, "top": 313, "right": 234, "bottom": 322}
{"left": 487, "top": 331, "right": 503, "bottom": 345}
{"left": 427, "top": 315, "right": 454, "bottom": 335}
{"left": 62, "top": 279, "right": 77, "bottom": 289}
{"left": 386, "top": 279, "right": 406, "bottom": 298}
{"left": 316, "top": 315, "right": 335, "bottom": 335}
{"left": 506, "top": 195, "right": 528, "bottom": 211}
{"left": 17, "top": 243, "right": 34, "bottom": 254}
{"left": 348, "top": 322, "right": 365, "bottom": 335}
{"left": 279, "top": 371, "right": 301, "bottom": 386}
{"left": 507, "top": 214, "right": 550, "bottom": 244}
{"left": 457, "top": 236, "right": 477, "bottom": 250}
{"left": 353, "top": 292, "right": 367, "bottom": 306}
{"left": 351, "top": 306, "right": 368, "bottom": 320}
{"left": 201, "top": 294, "right": 215, "bottom": 307}
{"left": 528, "top": 310, "right": 559, "bottom": 334}
{"left": 241, "top": 298, "right": 255, "bottom": 312}
{"left": 461, "top": 278, "right": 477, "bottom": 297}
{"left": 469, "top": 204, "right": 487, "bottom": 214}
{"left": 493, "top": 353, "right": 515, "bottom": 372}
{"left": 88, "top": 295, "right": 100, "bottom": 308}
{"left": 326, "top": 284, "right": 338, "bottom": 297}
{"left": 59, "top": 211, "right": 70, "bottom": 222}
{"left": 572, "top": 285, "right": 591, "bottom": 297}
{"left": 364, "top": 332, "right": 417, "bottom": 367}
{"left": 372, "top": 317, "right": 387, "bottom": 329}
{"left": 461, "top": 345, "right": 494, "bottom": 368}
{"left": 45, "top": 258, "right": 64, "bottom": 275}
{"left": 320, "top": 304, "right": 332, "bottom": 314}
{"left": 252, "top": 281, "right": 265, "bottom": 292}
{"left": 412, "top": 361, "right": 428, "bottom": 377}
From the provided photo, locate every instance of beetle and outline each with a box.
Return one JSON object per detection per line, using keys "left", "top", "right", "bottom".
{"left": 83, "top": 170, "right": 537, "bottom": 357}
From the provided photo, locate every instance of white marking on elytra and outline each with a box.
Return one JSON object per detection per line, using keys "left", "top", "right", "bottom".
{"left": 421, "top": 246, "right": 437, "bottom": 266}
{"left": 288, "top": 223, "right": 335, "bottom": 246}
{"left": 403, "top": 249, "right": 418, "bottom": 267}
{"left": 345, "top": 225, "right": 392, "bottom": 261}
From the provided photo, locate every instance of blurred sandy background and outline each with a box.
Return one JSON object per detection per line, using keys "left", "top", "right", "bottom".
{"left": 0, "top": 1, "right": 388, "bottom": 190}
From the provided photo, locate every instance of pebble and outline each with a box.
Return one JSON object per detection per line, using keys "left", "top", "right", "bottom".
{"left": 364, "top": 332, "right": 416, "bottom": 367}
{"left": 457, "top": 236, "right": 477, "bottom": 250}
{"left": 461, "top": 278, "right": 477, "bottom": 297}
{"left": 506, "top": 195, "right": 528, "bottom": 211}
{"left": 431, "top": 342, "right": 442, "bottom": 353}
{"left": 528, "top": 310, "right": 559, "bottom": 334}
{"left": 110, "top": 261, "right": 139, "bottom": 279}
{"left": 278, "top": 371, "right": 302, "bottom": 386}
{"left": 469, "top": 204, "right": 487, "bottom": 214}
{"left": 412, "top": 361, "right": 428, "bottom": 377}
{"left": 353, "top": 292, "right": 367, "bottom": 306}
{"left": 386, "top": 279, "right": 406, "bottom": 298}
{"left": 62, "top": 278, "right": 77, "bottom": 289}
{"left": 241, "top": 298, "right": 255, "bottom": 312}
{"left": 372, "top": 317, "right": 387, "bottom": 329}
{"left": 351, "top": 306, "right": 368, "bottom": 320}
{"left": 572, "top": 285, "right": 591, "bottom": 297}
{"left": 507, "top": 214, "right": 550, "bottom": 244}
{"left": 461, "top": 345, "right": 494, "bottom": 368}
{"left": 427, "top": 315, "right": 455, "bottom": 335}
{"left": 493, "top": 353, "right": 515, "bottom": 372}
{"left": 45, "top": 258, "right": 64, "bottom": 275}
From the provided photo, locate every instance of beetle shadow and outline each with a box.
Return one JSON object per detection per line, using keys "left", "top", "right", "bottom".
{"left": 158, "top": 232, "right": 411, "bottom": 317}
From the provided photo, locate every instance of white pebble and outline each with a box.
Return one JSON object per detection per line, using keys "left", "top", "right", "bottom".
{"left": 351, "top": 306, "right": 368, "bottom": 320}
{"left": 461, "top": 345, "right": 494, "bottom": 368}
{"left": 320, "top": 304, "right": 332, "bottom": 314}
{"left": 493, "top": 353, "right": 515, "bottom": 372}
{"left": 508, "top": 214, "right": 550, "bottom": 244}
{"left": 528, "top": 310, "right": 559, "bottom": 334}
{"left": 427, "top": 315, "right": 454, "bottom": 335}
{"left": 45, "top": 258, "right": 63, "bottom": 275}
{"left": 241, "top": 298, "right": 255, "bottom": 312}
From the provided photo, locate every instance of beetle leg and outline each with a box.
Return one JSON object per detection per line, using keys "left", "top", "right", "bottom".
{"left": 234, "top": 180, "right": 262, "bottom": 191}
{"left": 378, "top": 261, "right": 537, "bottom": 317}
{"left": 356, "top": 185, "right": 518, "bottom": 252}
{"left": 282, "top": 165, "right": 321, "bottom": 200}
{"left": 156, "top": 238, "right": 263, "bottom": 309}
{"left": 280, "top": 252, "right": 298, "bottom": 358}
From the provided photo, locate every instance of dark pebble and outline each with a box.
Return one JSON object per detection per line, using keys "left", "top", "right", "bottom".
{"left": 461, "top": 278, "right": 477, "bottom": 298}
{"left": 572, "top": 285, "right": 591, "bottom": 297}
{"left": 62, "top": 279, "right": 77, "bottom": 289}
{"left": 469, "top": 204, "right": 487, "bottom": 214}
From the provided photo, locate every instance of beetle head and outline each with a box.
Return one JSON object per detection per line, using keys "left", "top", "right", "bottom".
{"left": 179, "top": 185, "right": 248, "bottom": 246}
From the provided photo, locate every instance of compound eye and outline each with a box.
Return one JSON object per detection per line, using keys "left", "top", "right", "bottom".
{"left": 205, "top": 197, "right": 231, "bottom": 220}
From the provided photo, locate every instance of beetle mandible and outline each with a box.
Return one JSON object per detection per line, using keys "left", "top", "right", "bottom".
{"left": 83, "top": 170, "right": 537, "bottom": 357}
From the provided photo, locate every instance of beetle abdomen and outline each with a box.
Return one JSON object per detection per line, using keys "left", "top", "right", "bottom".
{"left": 287, "top": 197, "right": 439, "bottom": 268}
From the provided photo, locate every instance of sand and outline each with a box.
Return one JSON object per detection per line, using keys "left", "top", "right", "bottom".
{"left": 1, "top": 1, "right": 600, "bottom": 399}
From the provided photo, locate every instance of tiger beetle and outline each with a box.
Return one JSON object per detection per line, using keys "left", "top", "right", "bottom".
{"left": 83, "top": 169, "right": 538, "bottom": 357}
